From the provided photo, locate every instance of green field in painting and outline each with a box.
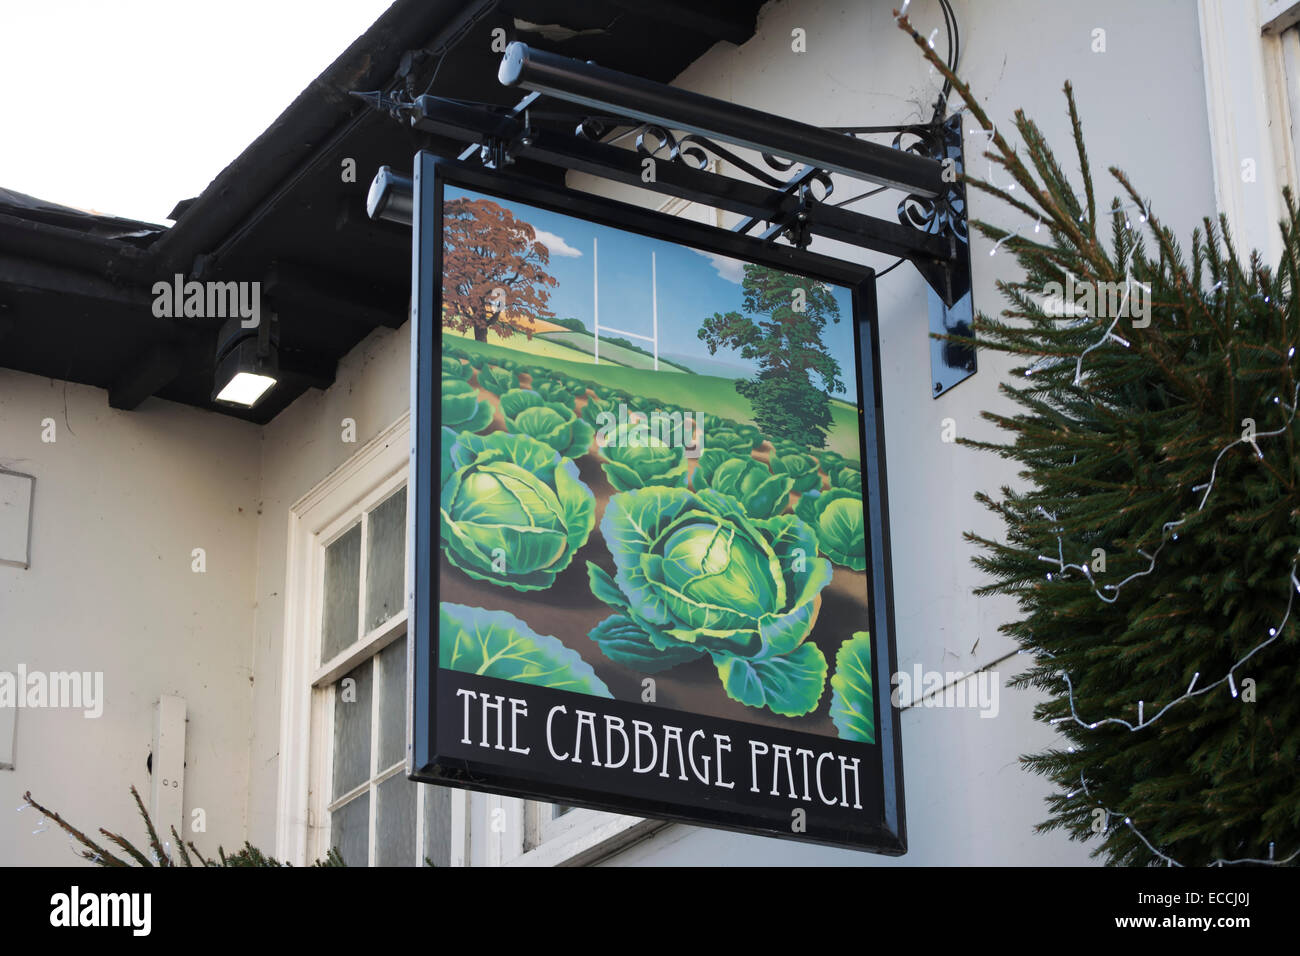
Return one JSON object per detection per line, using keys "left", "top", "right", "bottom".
{"left": 536, "top": 330, "right": 693, "bottom": 373}
{"left": 442, "top": 326, "right": 606, "bottom": 364}
{"left": 451, "top": 334, "right": 862, "bottom": 458}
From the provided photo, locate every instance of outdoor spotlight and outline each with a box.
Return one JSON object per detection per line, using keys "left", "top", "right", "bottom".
{"left": 367, "top": 165, "right": 414, "bottom": 226}
{"left": 212, "top": 313, "right": 278, "bottom": 408}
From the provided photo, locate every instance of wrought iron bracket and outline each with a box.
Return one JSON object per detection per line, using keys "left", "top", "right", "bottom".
{"left": 359, "top": 42, "right": 976, "bottom": 396}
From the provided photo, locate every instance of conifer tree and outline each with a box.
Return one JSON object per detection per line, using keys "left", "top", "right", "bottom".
{"left": 897, "top": 13, "right": 1300, "bottom": 865}
{"left": 698, "top": 263, "right": 843, "bottom": 447}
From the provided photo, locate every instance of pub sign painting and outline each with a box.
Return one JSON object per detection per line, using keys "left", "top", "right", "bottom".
{"left": 410, "top": 153, "right": 905, "bottom": 853}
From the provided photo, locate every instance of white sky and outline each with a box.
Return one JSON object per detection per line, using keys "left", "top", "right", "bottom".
{"left": 0, "top": 1, "right": 395, "bottom": 224}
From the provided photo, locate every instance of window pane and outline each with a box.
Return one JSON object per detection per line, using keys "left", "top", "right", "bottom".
{"left": 376, "top": 773, "right": 417, "bottom": 867}
{"left": 321, "top": 523, "right": 361, "bottom": 662}
{"left": 332, "top": 662, "right": 372, "bottom": 800}
{"left": 423, "top": 784, "right": 452, "bottom": 867}
{"left": 378, "top": 638, "right": 406, "bottom": 770}
{"left": 331, "top": 793, "right": 369, "bottom": 868}
{"left": 365, "top": 488, "right": 407, "bottom": 632}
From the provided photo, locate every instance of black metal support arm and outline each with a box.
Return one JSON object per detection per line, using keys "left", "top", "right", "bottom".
{"left": 361, "top": 39, "right": 976, "bottom": 395}
{"left": 497, "top": 42, "right": 946, "bottom": 199}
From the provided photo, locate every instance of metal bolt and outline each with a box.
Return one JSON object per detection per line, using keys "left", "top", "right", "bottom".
{"left": 934, "top": 382, "right": 943, "bottom": 393}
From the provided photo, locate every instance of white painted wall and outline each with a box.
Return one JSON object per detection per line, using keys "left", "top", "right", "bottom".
{"left": 244, "top": 323, "right": 411, "bottom": 852}
{"left": 0, "top": 368, "right": 260, "bottom": 865}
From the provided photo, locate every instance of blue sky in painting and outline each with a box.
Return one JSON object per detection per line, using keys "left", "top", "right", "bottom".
{"left": 446, "top": 185, "right": 859, "bottom": 398}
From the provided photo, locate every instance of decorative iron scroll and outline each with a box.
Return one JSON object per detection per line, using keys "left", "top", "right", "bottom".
{"left": 577, "top": 116, "right": 836, "bottom": 200}
{"left": 894, "top": 117, "right": 967, "bottom": 245}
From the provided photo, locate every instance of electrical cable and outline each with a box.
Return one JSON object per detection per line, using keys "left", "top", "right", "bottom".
{"left": 831, "top": 184, "right": 890, "bottom": 207}
{"left": 874, "top": 257, "right": 907, "bottom": 278}
{"left": 932, "top": 0, "right": 959, "bottom": 124}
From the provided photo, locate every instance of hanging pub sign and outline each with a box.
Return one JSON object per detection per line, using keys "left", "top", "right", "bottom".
{"left": 409, "top": 151, "right": 905, "bottom": 853}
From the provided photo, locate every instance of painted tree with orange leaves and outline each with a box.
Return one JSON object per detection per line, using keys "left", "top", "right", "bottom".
{"left": 442, "top": 197, "right": 558, "bottom": 342}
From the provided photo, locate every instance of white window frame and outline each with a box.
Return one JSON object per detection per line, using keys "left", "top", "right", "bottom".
{"left": 514, "top": 803, "right": 661, "bottom": 867}
{"left": 276, "top": 412, "right": 469, "bottom": 865}
{"left": 463, "top": 795, "right": 661, "bottom": 867}
{"left": 275, "top": 411, "right": 656, "bottom": 865}
{"left": 1197, "top": 0, "right": 1300, "bottom": 262}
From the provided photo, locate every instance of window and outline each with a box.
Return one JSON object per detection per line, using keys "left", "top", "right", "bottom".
{"left": 470, "top": 797, "right": 660, "bottom": 867}
{"left": 1275, "top": 22, "right": 1300, "bottom": 187}
{"left": 277, "top": 414, "right": 457, "bottom": 866}
{"left": 1200, "top": 0, "right": 1300, "bottom": 262}
{"left": 314, "top": 486, "right": 443, "bottom": 867}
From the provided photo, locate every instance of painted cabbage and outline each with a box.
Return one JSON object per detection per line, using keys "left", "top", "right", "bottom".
{"left": 689, "top": 448, "right": 793, "bottom": 519}
{"left": 441, "top": 376, "right": 494, "bottom": 433}
{"left": 440, "top": 428, "right": 595, "bottom": 590}
{"left": 440, "top": 602, "right": 612, "bottom": 697}
{"left": 597, "top": 421, "right": 688, "bottom": 491}
{"left": 586, "top": 486, "right": 832, "bottom": 716}
{"left": 478, "top": 364, "right": 517, "bottom": 395}
{"left": 704, "top": 427, "right": 756, "bottom": 458}
{"left": 769, "top": 451, "right": 823, "bottom": 493}
{"left": 499, "top": 388, "right": 595, "bottom": 458}
{"left": 579, "top": 395, "right": 620, "bottom": 427}
{"left": 795, "top": 487, "right": 866, "bottom": 570}
{"left": 734, "top": 423, "right": 764, "bottom": 449}
{"left": 443, "top": 355, "right": 472, "bottom": 379}
{"left": 818, "top": 450, "right": 847, "bottom": 474}
{"left": 833, "top": 463, "right": 862, "bottom": 493}
{"left": 771, "top": 439, "right": 809, "bottom": 458}
{"left": 534, "top": 379, "right": 575, "bottom": 408}
{"left": 830, "top": 631, "right": 875, "bottom": 742}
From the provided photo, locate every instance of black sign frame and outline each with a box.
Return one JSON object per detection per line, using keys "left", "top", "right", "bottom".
{"left": 409, "top": 150, "right": 905, "bottom": 854}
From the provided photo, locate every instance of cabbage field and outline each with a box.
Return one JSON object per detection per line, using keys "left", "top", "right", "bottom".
{"left": 438, "top": 338, "right": 876, "bottom": 741}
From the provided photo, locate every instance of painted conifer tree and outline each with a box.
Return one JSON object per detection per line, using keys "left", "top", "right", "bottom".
{"left": 698, "top": 263, "right": 843, "bottom": 447}
{"left": 897, "top": 13, "right": 1300, "bottom": 865}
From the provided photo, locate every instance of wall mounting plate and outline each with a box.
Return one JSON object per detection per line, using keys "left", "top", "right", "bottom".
{"left": 930, "top": 288, "right": 976, "bottom": 397}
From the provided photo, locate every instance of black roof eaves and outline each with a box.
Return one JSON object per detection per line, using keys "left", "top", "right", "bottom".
{"left": 0, "top": 188, "right": 166, "bottom": 247}
{"left": 0, "top": 212, "right": 151, "bottom": 280}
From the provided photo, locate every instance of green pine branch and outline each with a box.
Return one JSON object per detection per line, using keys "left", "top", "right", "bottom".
{"left": 24, "top": 787, "right": 345, "bottom": 867}
{"left": 897, "top": 11, "right": 1300, "bottom": 866}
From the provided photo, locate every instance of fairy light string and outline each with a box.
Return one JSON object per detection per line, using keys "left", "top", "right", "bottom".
{"left": 893, "top": 1, "right": 1296, "bottom": 865}
{"left": 1026, "top": 354, "right": 1299, "bottom": 862}
{"left": 1073, "top": 772, "right": 1300, "bottom": 867}
{"left": 950, "top": 61, "right": 1299, "bottom": 862}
